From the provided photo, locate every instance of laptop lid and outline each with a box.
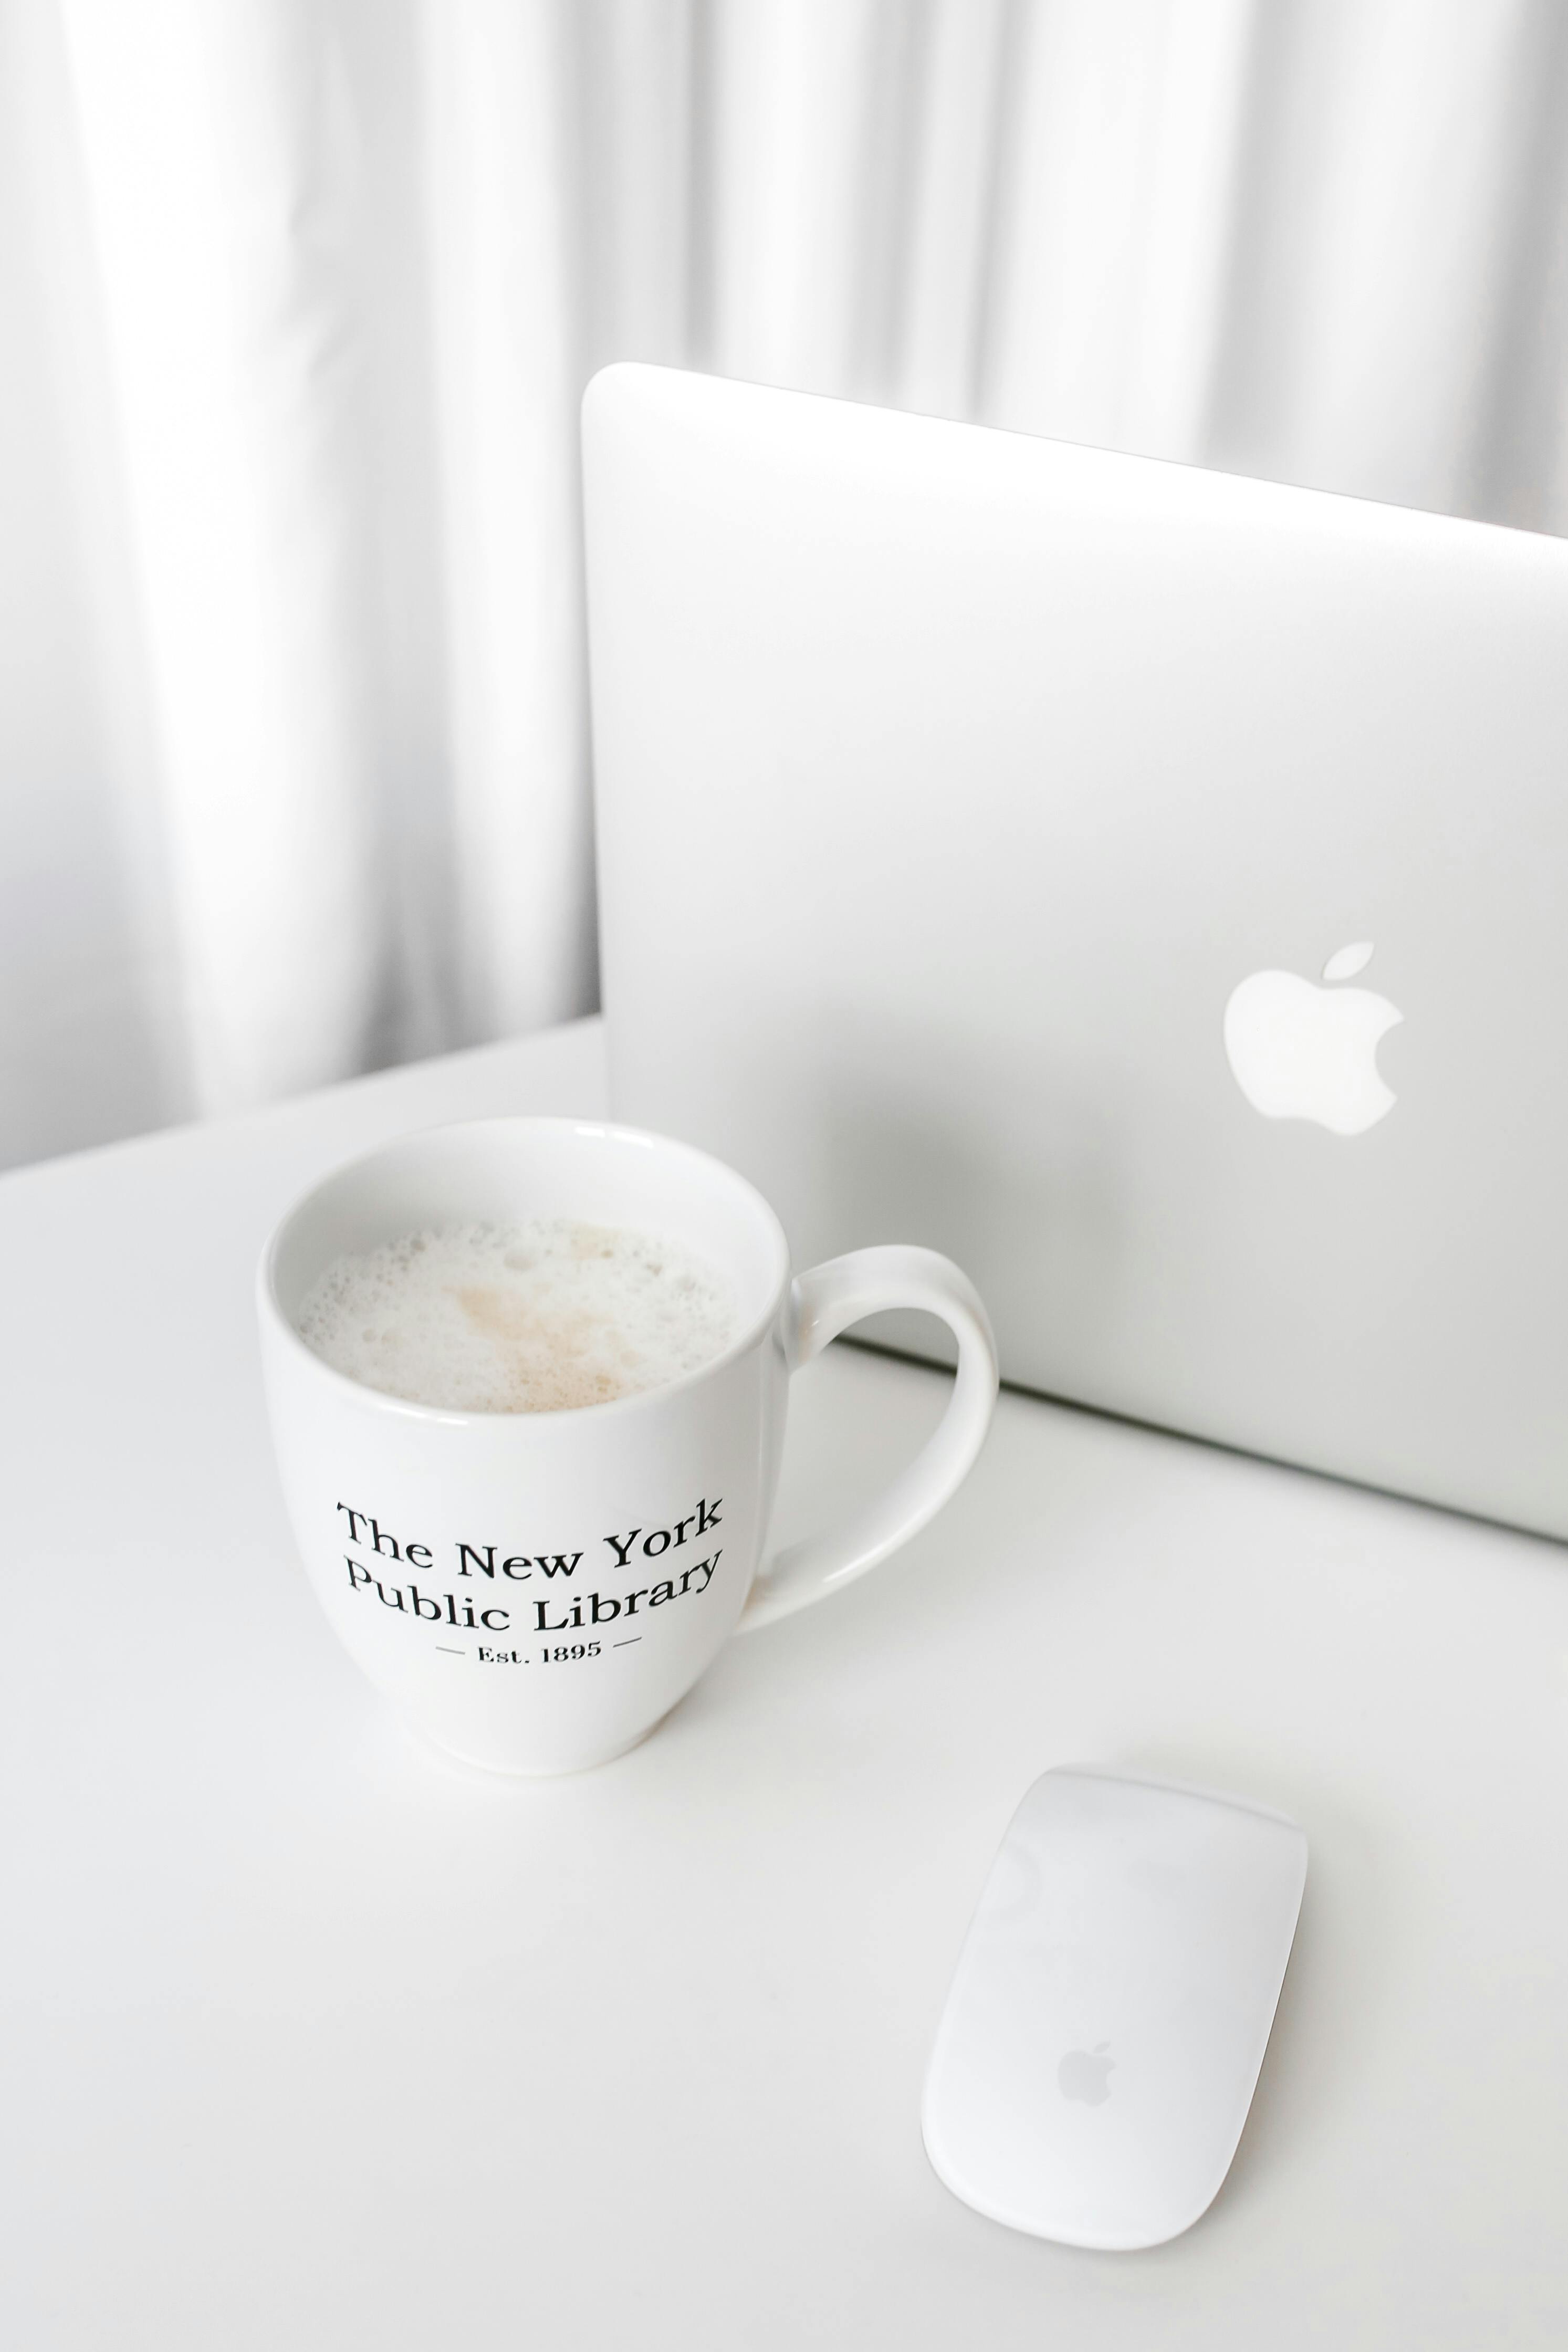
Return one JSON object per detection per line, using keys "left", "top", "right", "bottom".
{"left": 583, "top": 363, "right": 1568, "bottom": 1542}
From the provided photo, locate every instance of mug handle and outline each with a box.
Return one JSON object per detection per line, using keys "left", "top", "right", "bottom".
{"left": 738, "top": 1245, "right": 999, "bottom": 1633}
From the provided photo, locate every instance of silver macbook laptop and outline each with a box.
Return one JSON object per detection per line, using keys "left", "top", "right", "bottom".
{"left": 583, "top": 363, "right": 1568, "bottom": 1542}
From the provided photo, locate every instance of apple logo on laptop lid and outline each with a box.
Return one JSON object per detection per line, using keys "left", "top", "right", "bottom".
{"left": 1224, "top": 943, "right": 1402, "bottom": 1136}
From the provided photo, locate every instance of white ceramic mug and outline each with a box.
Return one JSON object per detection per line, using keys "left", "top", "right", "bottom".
{"left": 258, "top": 1116, "right": 998, "bottom": 1774}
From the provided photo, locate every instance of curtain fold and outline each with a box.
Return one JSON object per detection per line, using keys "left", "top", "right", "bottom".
{"left": 981, "top": 0, "right": 1253, "bottom": 459}
{"left": 58, "top": 0, "right": 385, "bottom": 1112}
{"left": 424, "top": 0, "right": 598, "bottom": 1049}
{"left": 1207, "top": 0, "right": 1568, "bottom": 521}
{"left": 2, "top": 0, "right": 1565, "bottom": 1165}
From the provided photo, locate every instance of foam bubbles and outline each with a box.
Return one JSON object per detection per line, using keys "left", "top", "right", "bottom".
{"left": 296, "top": 1218, "right": 738, "bottom": 1413}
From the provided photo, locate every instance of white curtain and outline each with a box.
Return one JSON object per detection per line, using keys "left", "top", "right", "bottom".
{"left": 2, "top": 0, "right": 1565, "bottom": 1166}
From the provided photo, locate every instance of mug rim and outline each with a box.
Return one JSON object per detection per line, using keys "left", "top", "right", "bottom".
{"left": 257, "top": 1113, "right": 793, "bottom": 1428}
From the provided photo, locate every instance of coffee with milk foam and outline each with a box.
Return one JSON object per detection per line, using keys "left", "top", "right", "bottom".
{"left": 297, "top": 1218, "right": 738, "bottom": 1413}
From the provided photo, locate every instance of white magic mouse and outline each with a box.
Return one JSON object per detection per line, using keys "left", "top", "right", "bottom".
{"left": 923, "top": 1766, "right": 1307, "bottom": 2251}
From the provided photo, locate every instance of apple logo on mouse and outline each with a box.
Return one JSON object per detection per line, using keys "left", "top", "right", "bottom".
{"left": 1058, "top": 2043, "right": 1115, "bottom": 2105}
{"left": 1224, "top": 942, "right": 1403, "bottom": 1136}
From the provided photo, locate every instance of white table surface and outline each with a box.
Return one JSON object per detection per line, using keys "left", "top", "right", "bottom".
{"left": 3, "top": 1017, "right": 1566, "bottom": 2349}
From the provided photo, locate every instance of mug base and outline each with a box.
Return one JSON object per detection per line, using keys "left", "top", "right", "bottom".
{"left": 403, "top": 1713, "right": 664, "bottom": 1779}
